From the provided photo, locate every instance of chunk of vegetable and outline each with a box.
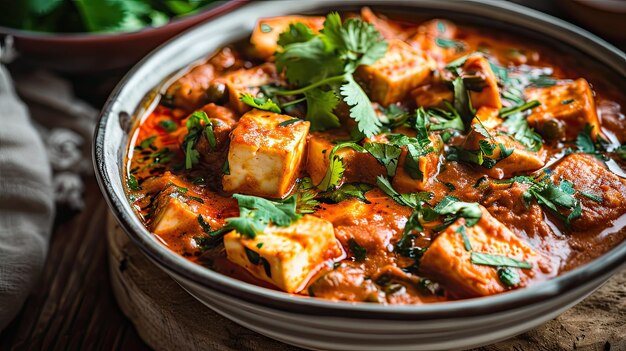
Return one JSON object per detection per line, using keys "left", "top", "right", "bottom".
{"left": 223, "top": 215, "right": 343, "bottom": 293}
{"left": 462, "top": 56, "right": 502, "bottom": 109}
{"left": 216, "top": 63, "right": 278, "bottom": 114}
{"left": 420, "top": 206, "right": 551, "bottom": 298}
{"left": 525, "top": 78, "right": 601, "bottom": 140}
{"left": 223, "top": 109, "right": 310, "bottom": 198}
{"left": 355, "top": 39, "right": 435, "bottom": 106}
{"left": 551, "top": 153, "right": 626, "bottom": 231}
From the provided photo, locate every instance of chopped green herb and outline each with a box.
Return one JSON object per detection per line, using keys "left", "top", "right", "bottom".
{"left": 317, "top": 141, "right": 365, "bottom": 191}
{"left": 197, "top": 214, "right": 212, "bottom": 234}
{"left": 456, "top": 225, "right": 472, "bottom": 251}
{"left": 275, "top": 12, "right": 388, "bottom": 137}
{"left": 348, "top": 238, "right": 367, "bottom": 262}
{"left": 260, "top": 23, "right": 272, "bottom": 33}
{"left": 127, "top": 174, "right": 140, "bottom": 191}
{"left": 244, "top": 247, "right": 272, "bottom": 277}
{"left": 433, "top": 195, "right": 482, "bottom": 228}
{"left": 158, "top": 119, "right": 177, "bottom": 132}
{"left": 562, "top": 99, "right": 574, "bottom": 105}
{"left": 278, "top": 118, "right": 303, "bottom": 127}
{"left": 471, "top": 252, "right": 532, "bottom": 269}
{"left": 579, "top": 191, "right": 603, "bottom": 203}
{"left": 497, "top": 267, "right": 520, "bottom": 286}
{"left": 222, "top": 159, "right": 230, "bottom": 175}
{"left": 320, "top": 183, "right": 372, "bottom": 203}
{"left": 239, "top": 93, "right": 281, "bottom": 113}
{"left": 364, "top": 142, "right": 402, "bottom": 177}
{"left": 444, "top": 182, "right": 456, "bottom": 191}
{"left": 376, "top": 176, "right": 433, "bottom": 208}
{"left": 225, "top": 194, "right": 302, "bottom": 239}
{"left": 499, "top": 100, "right": 540, "bottom": 118}
{"left": 434, "top": 37, "right": 466, "bottom": 52}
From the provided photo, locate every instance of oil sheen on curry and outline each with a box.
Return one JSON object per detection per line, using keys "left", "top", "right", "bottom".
{"left": 126, "top": 9, "right": 626, "bottom": 303}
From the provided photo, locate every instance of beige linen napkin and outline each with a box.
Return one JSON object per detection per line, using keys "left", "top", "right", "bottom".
{"left": 0, "top": 38, "right": 98, "bottom": 329}
{"left": 0, "top": 64, "right": 54, "bottom": 330}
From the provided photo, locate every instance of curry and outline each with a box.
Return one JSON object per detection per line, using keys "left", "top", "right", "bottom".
{"left": 125, "top": 8, "right": 626, "bottom": 303}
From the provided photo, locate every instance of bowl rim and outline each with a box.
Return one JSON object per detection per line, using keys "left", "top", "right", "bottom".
{"left": 94, "top": 0, "right": 626, "bottom": 320}
{"left": 0, "top": 0, "right": 245, "bottom": 41}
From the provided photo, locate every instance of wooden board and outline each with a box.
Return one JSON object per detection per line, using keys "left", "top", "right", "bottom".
{"left": 107, "top": 213, "right": 626, "bottom": 351}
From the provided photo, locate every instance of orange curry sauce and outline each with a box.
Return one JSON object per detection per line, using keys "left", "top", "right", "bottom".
{"left": 125, "top": 9, "right": 626, "bottom": 303}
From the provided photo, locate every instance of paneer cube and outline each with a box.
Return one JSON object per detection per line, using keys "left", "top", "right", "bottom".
{"left": 217, "top": 63, "right": 277, "bottom": 114}
{"left": 250, "top": 16, "right": 325, "bottom": 59}
{"left": 392, "top": 134, "right": 443, "bottom": 193}
{"left": 306, "top": 131, "right": 385, "bottom": 186}
{"left": 462, "top": 56, "right": 502, "bottom": 109}
{"left": 355, "top": 39, "right": 435, "bottom": 106}
{"left": 420, "top": 206, "right": 551, "bottom": 298}
{"left": 464, "top": 124, "right": 546, "bottom": 179}
{"left": 223, "top": 109, "right": 310, "bottom": 198}
{"left": 551, "top": 153, "right": 626, "bottom": 231}
{"left": 525, "top": 78, "right": 600, "bottom": 140}
{"left": 149, "top": 174, "right": 238, "bottom": 255}
{"left": 223, "top": 215, "right": 343, "bottom": 293}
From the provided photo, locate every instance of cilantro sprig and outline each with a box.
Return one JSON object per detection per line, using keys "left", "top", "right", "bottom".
{"left": 274, "top": 13, "right": 388, "bottom": 136}
{"left": 222, "top": 194, "right": 302, "bottom": 239}
{"left": 182, "top": 111, "right": 215, "bottom": 169}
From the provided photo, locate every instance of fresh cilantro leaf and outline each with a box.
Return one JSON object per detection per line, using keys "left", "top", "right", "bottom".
{"left": 348, "top": 238, "right": 367, "bottom": 262}
{"left": 499, "top": 100, "right": 540, "bottom": 118}
{"left": 434, "top": 37, "right": 466, "bottom": 52}
{"left": 364, "top": 142, "right": 402, "bottom": 177}
{"left": 471, "top": 252, "right": 532, "bottom": 269}
{"left": 239, "top": 93, "right": 281, "bottom": 113}
{"left": 497, "top": 267, "right": 521, "bottom": 286}
{"left": 278, "top": 118, "right": 303, "bottom": 127}
{"left": 452, "top": 76, "right": 474, "bottom": 126}
{"left": 197, "top": 214, "right": 213, "bottom": 234}
{"left": 127, "top": 174, "right": 140, "bottom": 191}
{"left": 502, "top": 112, "right": 543, "bottom": 152}
{"left": 316, "top": 141, "right": 365, "bottom": 191}
{"left": 420, "top": 104, "right": 465, "bottom": 132}
{"left": 576, "top": 123, "right": 597, "bottom": 154}
{"left": 260, "top": 23, "right": 272, "bottom": 33}
{"left": 340, "top": 76, "right": 382, "bottom": 137}
{"left": 182, "top": 111, "right": 211, "bottom": 169}
{"left": 376, "top": 175, "right": 433, "bottom": 208}
{"left": 74, "top": 0, "right": 126, "bottom": 32}
{"left": 433, "top": 195, "right": 482, "bottom": 228}
{"left": 304, "top": 88, "right": 341, "bottom": 130}
{"left": 275, "top": 36, "right": 344, "bottom": 86}
{"left": 293, "top": 178, "right": 320, "bottom": 214}
{"left": 456, "top": 225, "right": 472, "bottom": 251}
{"left": 158, "top": 119, "right": 177, "bottom": 132}
{"left": 379, "top": 104, "right": 410, "bottom": 128}
{"left": 275, "top": 13, "right": 387, "bottom": 137}
{"left": 227, "top": 194, "right": 302, "bottom": 239}
{"left": 277, "top": 22, "right": 315, "bottom": 47}
{"left": 579, "top": 191, "right": 603, "bottom": 203}
{"left": 320, "top": 183, "right": 373, "bottom": 203}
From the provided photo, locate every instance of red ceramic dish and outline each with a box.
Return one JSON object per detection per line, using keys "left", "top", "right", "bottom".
{"left": 0, "top": 0, "right": 247, "bottom": 73}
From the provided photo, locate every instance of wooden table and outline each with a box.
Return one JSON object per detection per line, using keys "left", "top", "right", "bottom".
{"left": 1, "top": 1, "right": 625, "bottom": 350}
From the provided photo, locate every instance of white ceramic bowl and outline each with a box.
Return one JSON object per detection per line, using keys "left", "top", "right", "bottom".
{"left": 94, "top": 1, "right": 626, "bottom": 350}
